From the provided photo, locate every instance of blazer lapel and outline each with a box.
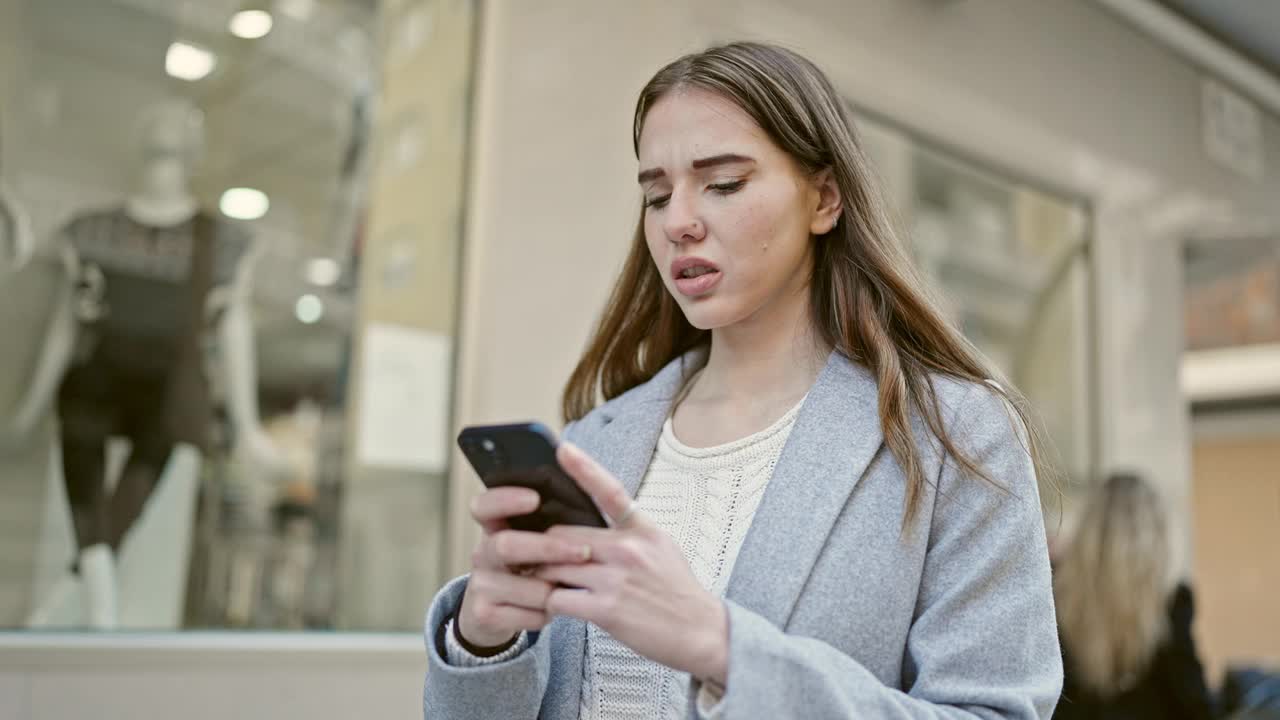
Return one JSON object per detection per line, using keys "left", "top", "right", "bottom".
{"left": 724, "top": 352, "right": 884, "bottom": 628}
{"left": 571, "top": 350, "right": 702, "bottom": 499}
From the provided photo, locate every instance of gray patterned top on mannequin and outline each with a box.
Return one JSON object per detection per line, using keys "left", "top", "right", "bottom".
{"left": 60, "top": 208, "right": 249, "bottom": 374}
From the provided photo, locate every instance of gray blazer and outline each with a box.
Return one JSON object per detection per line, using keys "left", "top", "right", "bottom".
{"left": 423, "top": 351, "right": 1063, "bottom": 718}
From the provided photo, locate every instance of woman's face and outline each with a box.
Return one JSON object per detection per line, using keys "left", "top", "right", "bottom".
{"left": 637, "top": 88, "right": 839, "bottom": 331}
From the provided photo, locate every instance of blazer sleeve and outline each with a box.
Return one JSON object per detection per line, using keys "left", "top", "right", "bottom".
{"left": 422, "top": 574, "right": 553, "bottom": 719}
{"left": 1157, "top": 583, "right": 1216, "bottom": 720}
{"left": 688, "top": 386, "right": 1063, "bottom": 719}
{"left": 421, "top": 419, "right": 583, "bottom": 719}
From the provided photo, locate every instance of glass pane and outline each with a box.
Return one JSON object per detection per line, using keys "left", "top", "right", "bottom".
{"left": 858, "top": 113, "right": 1095, "bottom": 486}
{"left": 0, "top": 0, "right": 475, "bottom": 632}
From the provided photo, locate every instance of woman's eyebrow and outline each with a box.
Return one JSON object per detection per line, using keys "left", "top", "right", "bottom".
{"left": 637, "top": 153, "right": 757, "bottom": 184}
{"left": 691, "top": 153, "right": 755, "bottom": 171}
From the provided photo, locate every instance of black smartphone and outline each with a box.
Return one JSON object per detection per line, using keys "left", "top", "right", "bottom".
{"left": 457, "top": 422, "right": 608, "bottom": 532}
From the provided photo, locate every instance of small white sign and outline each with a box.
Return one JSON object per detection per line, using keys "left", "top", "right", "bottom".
{"left": 1202, "top": 78, "right": 1265, "bottom": 181}
{"left": 356, "top": 323, "right": 452, "bottom": 472}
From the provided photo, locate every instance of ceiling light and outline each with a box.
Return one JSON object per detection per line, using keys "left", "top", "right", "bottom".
{"left": 165, "top": 42, "right": 217, "bottom": 81}
{"left": 230, "top": 10, "right": 274, "bottom": 39}
{"left": 305, "top": 257, "right": 341, "bottom": 286}
{"left": 295, "top": 294, "right": 324, "bottom": 324}
{"left": 219, "top": 188, "right": 270, "bottom": 220}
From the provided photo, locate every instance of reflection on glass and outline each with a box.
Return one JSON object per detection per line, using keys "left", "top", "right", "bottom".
{"left": 0, "top": 0, "right": 474, "bottom": 633}
{"left": 1184, "top": 237, "right": 1280, "bottom": 351}
{"left": 858, "top": 113, "right": 1095, "bottom": 488}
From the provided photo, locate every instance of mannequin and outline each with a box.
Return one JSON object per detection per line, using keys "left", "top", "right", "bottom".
{"left": 43, "top": 99, "right": 281, "bottom": 629}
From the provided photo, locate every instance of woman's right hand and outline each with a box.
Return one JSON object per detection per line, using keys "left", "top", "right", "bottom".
{"left": 457, "top": 486, "right": 593, "bottom": 648}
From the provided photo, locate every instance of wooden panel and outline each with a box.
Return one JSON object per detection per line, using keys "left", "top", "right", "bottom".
{"left": 1191, "top": 434, "right": 1280, "bottom": 683}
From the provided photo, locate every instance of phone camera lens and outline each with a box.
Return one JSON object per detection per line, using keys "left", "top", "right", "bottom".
{"left": 481, "top": 439, "right": 496, "bottom": 453}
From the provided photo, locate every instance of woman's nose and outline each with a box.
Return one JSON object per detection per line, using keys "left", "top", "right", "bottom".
{"left": 662, "top": 190, "right": 705, "bottom": 245}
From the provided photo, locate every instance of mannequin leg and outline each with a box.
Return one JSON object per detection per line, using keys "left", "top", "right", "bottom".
{"left": 57, "top": 394, "right": 122, "bottom": 628}
{"left": 54, "top": 371, "right": 121, "bottom": 628}
{"left": 50, "top": 408, "right": 119, "bottom": 629}
{"left": 56, "top": 387, "right": 112, "bottom": 551}
{"left": 106, "top": 426, "right": 174, "bottom": 552}
{"left": 78, "top": 543, "right": 117, "bottom": 628}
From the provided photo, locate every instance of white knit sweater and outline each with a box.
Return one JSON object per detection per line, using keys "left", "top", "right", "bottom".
{"left": 445, "top": 401, "right": 802, "bottom": 720}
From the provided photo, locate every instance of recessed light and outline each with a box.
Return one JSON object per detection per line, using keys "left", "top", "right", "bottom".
{"left": 165, "top": 42, "right": 217, "bottom": 82}
{"left": 295, "top": 294, "right": 324, "bottom": 324}
{"left": 230, "top": 10, "right": 274, "bottom": 39}
{"left": 219, "top": 188, "right": 270, "bottom": 220}
{"left": 305, "top": 257, "right": 342, "bottom": 286}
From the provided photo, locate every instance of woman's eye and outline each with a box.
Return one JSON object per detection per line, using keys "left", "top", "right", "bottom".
{"left": 709, "top": 179, "right": 746, "bottom": 195}
{"left": 644, "top": 180, "right": 742, "bottom": 209}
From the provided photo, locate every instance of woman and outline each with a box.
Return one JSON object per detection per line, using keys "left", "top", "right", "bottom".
{"left": 424, "top": 42, "right": 1062, "bottom": 719}
{"left": 1053, "top": 473, "right": 1215, "bottom": 720}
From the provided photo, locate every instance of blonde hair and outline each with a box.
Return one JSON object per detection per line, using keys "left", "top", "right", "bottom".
{"left": 1054, "top": 473, "right": 1174, "bottom": 696}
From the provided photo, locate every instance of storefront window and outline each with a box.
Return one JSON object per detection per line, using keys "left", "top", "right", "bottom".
{"left": 0, "top": 0, "right": 476, "bottom": 632}
{"left": 857, "top": 114, "right": 1096, "bottom": 491}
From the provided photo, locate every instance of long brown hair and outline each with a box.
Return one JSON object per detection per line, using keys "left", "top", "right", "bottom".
{"left": 562, "top": 42, "right": 1051, "bottom": 522}
{"left": 1054, "top": 473, "right": 1174, "bottom": 696}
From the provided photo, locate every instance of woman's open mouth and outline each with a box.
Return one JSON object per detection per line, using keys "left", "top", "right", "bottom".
{"left": 671, "top": 257, "right": 722, "bottom": 297}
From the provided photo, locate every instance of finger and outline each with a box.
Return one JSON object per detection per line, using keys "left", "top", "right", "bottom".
{"left": 557, "top": 443, "right": 633, "bottom": 524}
{"left": 544, "top": 525, "right": 615, "bottom": 545}
{"left": 546, "top": 525, "right": 653, "bottom": 567}
{"left": 485, "top": 530, "right": 593, "bottom": 569}
{"left": 473, "top": 534, "right": 538, "bottom": 573}
{"left": 545, "top": 586, "right": 604, "bottom": 626}
{"left": 535, "top": 562, "right": 619, "bottom": 591}
{"left": 471, "top": 486, "right": 541, "bottom": 533}
{"left": 464, "top": 602, "right": 550, "bottom": 636}
{"left": 469, "top": 570, "right": 556, "bottom": 610}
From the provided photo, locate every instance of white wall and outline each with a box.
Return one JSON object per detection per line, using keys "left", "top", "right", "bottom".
{"left": 447, "top": 0, "right": 1280, "bottom": 574}
{"left": 0, "top": 635, "right": 424, "bottom": 720}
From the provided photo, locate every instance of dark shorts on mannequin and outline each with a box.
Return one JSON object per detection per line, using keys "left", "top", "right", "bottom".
{"left": 57, "top": 344, "right": 179, "bottom": 552}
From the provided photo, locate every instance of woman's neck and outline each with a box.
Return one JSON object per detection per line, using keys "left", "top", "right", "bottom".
{"left": 693, "top": 289, "right": 829, "bottom": 410}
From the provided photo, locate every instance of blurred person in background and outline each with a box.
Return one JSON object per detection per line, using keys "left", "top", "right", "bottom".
{"left": 423, "top": 41, "right": 1061, "bottom": 719}
{"left": 1053, "top": 472, "right": 1215, "bottom": 720}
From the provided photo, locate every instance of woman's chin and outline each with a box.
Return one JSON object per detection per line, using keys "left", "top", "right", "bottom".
{"left": 678, "top": 300, "right": 743, "bottom": 332}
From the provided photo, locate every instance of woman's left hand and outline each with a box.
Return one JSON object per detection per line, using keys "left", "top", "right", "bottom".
{"left": 535, "top": 442, "right": 729, "bottom": 685}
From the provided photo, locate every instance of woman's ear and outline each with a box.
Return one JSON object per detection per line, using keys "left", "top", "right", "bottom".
{"left": 809, "top": 168, "right": 843, "bottom": 235}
